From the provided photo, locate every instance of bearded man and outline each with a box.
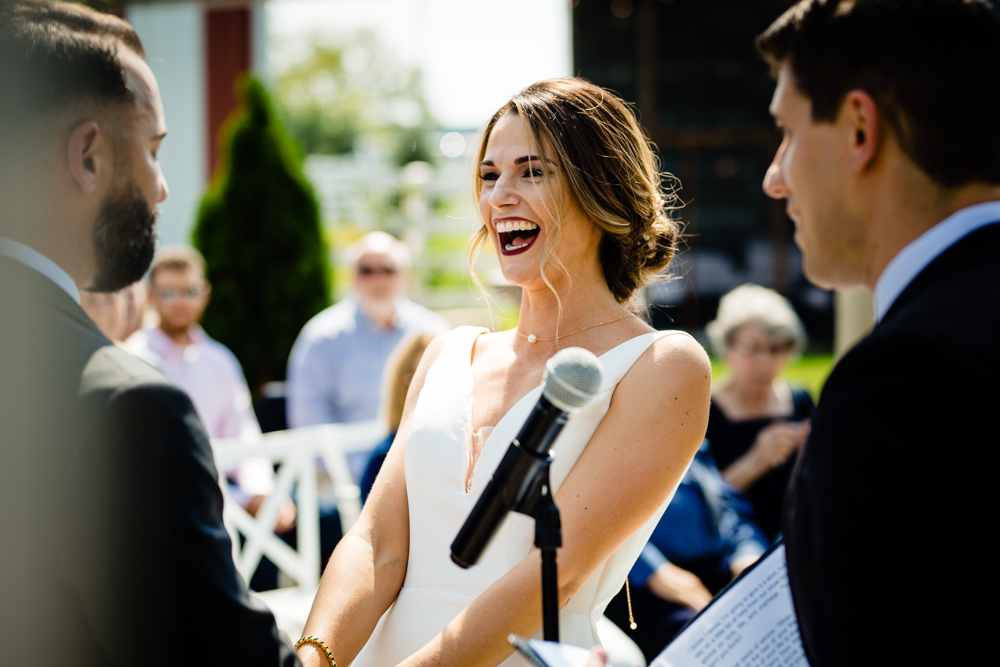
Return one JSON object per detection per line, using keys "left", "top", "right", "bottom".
{"left": 0, "top": 2, "right": 299, "bottom": 664}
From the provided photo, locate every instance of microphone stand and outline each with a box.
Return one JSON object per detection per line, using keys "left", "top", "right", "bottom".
{"left": 511, "top": 451, "right": 562, "bottom": 642}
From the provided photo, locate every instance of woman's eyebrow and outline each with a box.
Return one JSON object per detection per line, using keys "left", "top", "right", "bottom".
{"left": 514, "top": 155, "right": 555, "bottom": 165}
{"left": 479, "top": 155, "right": 556, "bottom": 168}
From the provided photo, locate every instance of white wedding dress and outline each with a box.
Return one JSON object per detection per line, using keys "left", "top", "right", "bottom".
{"left": 352, "top": 326, "right": 690, "bottom": 666}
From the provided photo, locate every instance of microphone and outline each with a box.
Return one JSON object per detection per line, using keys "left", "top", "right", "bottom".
{"left": 450, "top": 347, "right": 603, "bottom": 569}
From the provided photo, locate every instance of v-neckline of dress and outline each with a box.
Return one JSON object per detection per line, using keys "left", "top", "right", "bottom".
{"left": 461, "top": 329, "right": 666, "bottom": 493}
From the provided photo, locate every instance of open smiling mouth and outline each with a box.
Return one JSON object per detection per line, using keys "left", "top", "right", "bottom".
{"left": 495, "top": 220, "right": 540, "bottom": 256}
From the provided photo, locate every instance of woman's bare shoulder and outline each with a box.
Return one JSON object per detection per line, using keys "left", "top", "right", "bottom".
{"left": 617, "top": 331, "right": 712, "bottom": 408}
{"left": 648, "top": 330, "right": 711, "bottom": 372}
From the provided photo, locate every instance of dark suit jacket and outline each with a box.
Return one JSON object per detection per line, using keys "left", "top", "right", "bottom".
{"left": 0, "top": 257, "right": 300, "bottom": 666}
{"left": 785, "top": 222, "right": 1000, "bottom": 665}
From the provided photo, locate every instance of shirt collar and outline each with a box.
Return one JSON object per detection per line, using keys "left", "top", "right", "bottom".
{"left": 354, "top": 295, "right": 408, "bottom": 332}
{"left": 146, "top": 323, "right": 206, "bottom": 355}
{"left": 873, "top": 200, "right": 1000, "bottom": 322}
{"left": 0, "top": 237, "right": 80, "bottom": 304}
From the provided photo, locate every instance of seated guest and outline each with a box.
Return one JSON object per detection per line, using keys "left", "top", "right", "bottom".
{"left": 286, "top": 231, "right": 449, "bottom": 430}
{"left": 605, "top": 440, "right": 768, "bottom": 662}
{"left": 704, "top": 284, "right": 813, "bottom": 539}
{"left": 360, "top": 332, "right": 438, "bottom": 502}
{"left": 126, "top": 246, "right": 294, "bottom": 532}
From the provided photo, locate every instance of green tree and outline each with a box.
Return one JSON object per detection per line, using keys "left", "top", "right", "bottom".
{"left": 194, "top": 76, "right": 331, "bottom": 397}
{"left": 275, "top": 31, "right": 436, "bottom": 165}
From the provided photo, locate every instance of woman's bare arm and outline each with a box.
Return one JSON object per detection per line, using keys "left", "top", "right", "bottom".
{"left": 396, "top": 333, "right": 712, "bottom": 667}
{"left": 297, "top": 331, "right": 454, "bottom": 667}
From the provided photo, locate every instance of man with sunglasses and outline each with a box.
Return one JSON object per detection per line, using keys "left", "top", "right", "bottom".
{"left": 287, "top": 231, "right": 448, "bottom": 430}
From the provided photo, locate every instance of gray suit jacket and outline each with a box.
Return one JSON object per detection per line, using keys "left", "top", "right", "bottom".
{"left": 0, "top": 256, "right": 300, "bottom": 666}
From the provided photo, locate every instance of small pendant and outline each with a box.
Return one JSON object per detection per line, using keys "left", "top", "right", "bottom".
{"left": 527, "top": 334, "right": 537, "bottom": 343}
{"left": 630, "top": 622, "right": 637, "bottom": 630}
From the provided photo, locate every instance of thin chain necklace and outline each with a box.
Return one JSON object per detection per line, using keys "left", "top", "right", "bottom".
{"left": 516, "top": 313, "right": 637, "bottom": 344}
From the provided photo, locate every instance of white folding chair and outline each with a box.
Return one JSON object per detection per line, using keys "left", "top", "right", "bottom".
{"left": 212, "top": 420, "right": 384, "bottom": 639}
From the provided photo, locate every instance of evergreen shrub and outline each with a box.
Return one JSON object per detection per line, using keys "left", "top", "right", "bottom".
{"left": 194, "top": 75, "right": 331, "bottom": 397}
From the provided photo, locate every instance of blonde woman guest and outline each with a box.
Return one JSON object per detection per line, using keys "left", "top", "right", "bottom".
{"left": 297, "top": 79, "right": 712, "bottom": 667}
{"left": 360, "top": 332, "right": 439, "bottom": 502}
{"left": 705, "top": 284, "right": 814, "bottom": 539}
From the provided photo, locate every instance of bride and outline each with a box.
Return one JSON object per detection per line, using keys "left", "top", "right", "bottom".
{"left": 297, "top": 78, "right": 711, "bottom": 667}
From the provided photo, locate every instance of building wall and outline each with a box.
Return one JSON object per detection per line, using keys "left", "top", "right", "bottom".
{"left": 126, "top": 3, "right": 206, "bottom": 246}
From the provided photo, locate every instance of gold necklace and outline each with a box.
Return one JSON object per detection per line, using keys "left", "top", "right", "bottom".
{"left": 516, "top": 314, "right": 637, "bottom": 344}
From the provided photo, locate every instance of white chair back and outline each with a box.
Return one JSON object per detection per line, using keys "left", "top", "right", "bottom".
{"left": 212, "top": 420, "right": 384, "bottom": 590}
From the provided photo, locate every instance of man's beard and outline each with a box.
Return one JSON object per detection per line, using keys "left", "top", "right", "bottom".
{"left": 88, "top": 179, "right": 158, "bottom": 293}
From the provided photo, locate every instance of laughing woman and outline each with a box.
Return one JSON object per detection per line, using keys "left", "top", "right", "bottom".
{"left": 297, "top": 79, "right": 712, "bottom": 667}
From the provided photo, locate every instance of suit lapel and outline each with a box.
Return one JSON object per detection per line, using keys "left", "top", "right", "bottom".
{"left": 880, "top": 221, "right": 1000, "bottom": 325}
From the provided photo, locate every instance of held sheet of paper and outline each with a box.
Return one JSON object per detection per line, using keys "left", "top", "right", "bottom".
{"left": 651, "top": 544, "right": 807, "bottom": 667}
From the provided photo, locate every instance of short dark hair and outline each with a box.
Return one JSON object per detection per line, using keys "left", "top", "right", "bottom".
{"left": 757, "top": 0, "right": 1000, "bottom": 187}
{"left": 0, "top": 1, "right": 145, "bottom": 142}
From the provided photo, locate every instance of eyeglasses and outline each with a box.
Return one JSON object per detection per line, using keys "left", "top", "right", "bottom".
{"left": 155, "top": 286, "right": 205, "bottom": 303}
{"left": 733, "top": 340, "right": 795, "bottom": 357}
{"left": 357, "top": 265, "right": 398, "bottom": 277}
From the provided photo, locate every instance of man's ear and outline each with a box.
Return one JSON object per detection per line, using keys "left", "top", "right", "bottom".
{"left": 842, "top": 90, "right": 881, "bottom": 174}
{"left": 67, "top": 120, "right": 110, "bottom": 194}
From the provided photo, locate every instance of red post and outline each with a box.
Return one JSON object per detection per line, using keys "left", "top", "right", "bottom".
{"left": 205, "top": 7, "right": 252, "bottom": 180}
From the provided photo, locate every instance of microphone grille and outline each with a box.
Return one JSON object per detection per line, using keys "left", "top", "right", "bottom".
{"left": 543, "top": 347, "right": 603, "bottom": 411}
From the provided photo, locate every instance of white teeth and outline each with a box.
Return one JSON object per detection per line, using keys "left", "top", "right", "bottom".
{"left": 496, "top": 220, "right": 539, "bottom": 233}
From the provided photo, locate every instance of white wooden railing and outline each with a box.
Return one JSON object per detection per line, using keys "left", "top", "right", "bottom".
{"left": 212, "top": 420, "right": 384, "bottom": 590}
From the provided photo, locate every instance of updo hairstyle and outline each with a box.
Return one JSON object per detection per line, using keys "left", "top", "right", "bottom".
{"left": 469, "top": 78, "right": 682, "bottom": 304}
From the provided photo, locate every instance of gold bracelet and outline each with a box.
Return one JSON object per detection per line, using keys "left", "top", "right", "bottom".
{"left": 295, "top": 635, "right": 338, "bottom": 667}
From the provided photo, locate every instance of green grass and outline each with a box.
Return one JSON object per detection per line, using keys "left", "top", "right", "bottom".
{"left": 710, "top": 354, "right": 836, "bottom": 401}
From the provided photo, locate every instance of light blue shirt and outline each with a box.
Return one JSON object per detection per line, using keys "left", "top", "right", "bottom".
{"left": 874, "top": 200, "right": 1000, "bottom": 322}
{"left": 286, "top": 296, "right": 449, "bottom": 427}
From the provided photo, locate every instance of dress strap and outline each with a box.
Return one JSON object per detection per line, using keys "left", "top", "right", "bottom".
{"left": 437, "top": 325, "right": 489, "bottom": 367}
{"left": 596, "top": 330, "right": 693, "bottom": 392}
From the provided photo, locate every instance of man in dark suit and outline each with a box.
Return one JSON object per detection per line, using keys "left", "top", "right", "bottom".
{"left": 0, "top": 2, "right": 300, "bottom": 664}
{"left": 756, "top": 1, "right": 1000, "bottom": 664}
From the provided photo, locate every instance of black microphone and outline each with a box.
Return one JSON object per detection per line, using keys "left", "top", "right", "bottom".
{"left": 450, "top": 347, "right": 603, "bottom": 569}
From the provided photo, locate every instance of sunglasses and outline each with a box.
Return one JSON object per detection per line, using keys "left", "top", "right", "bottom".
{"left": 733, "top": 340, "right": 795, "bottom": 357}
{"left": 156, "top": 286, "right": 205, "bottom": 303}
{"left": 357, "top": 265, "right": 398, "bottom": 277}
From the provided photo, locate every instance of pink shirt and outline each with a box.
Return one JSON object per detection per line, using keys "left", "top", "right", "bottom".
{"left": 125, "top": 325, "right": 273, "bottom": 499}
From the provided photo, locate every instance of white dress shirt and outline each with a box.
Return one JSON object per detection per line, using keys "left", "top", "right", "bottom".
{"left": 0, "top": 237, "right": 80, "bottom": 304}
{"left": 874, "top": 200, "right": 1000, "bottom": 322}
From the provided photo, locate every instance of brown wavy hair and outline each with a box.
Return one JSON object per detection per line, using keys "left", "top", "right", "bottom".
{"left": 469, "top": 78, "right": 682, "bottom": 307}
{"left": 382, "top": 332, "right": 438, "bottom": 434}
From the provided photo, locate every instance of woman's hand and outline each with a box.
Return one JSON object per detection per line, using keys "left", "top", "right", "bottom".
{"left": 646, "top": 562, "right": 713, "bottom": 611}
{"left": 723, "top": 420, "right": 809, "bottom": 491}
{"left": 245, "top": 494, "right": 297, "bottom": 534}
{"left": 585, "top": 646, "right": 609, "bottom": 667}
